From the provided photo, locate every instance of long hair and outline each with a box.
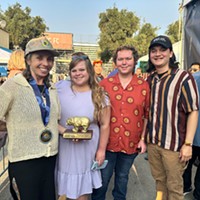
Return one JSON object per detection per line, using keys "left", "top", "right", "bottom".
{"left": 23, "top": 53, "right": 52, "bottom": 88}
{"left": 69, "top": 52, "right": 108, "bottom": 121}
{"left": 8, "top": 49, "right": 26, "bottom": 71}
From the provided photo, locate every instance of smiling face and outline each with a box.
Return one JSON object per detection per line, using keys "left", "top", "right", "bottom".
{"left": 149, "top": 45, "right": 173, "bottom": 73}
{"left": 26, "top": 51, "right": 54, "bottom": 84}
{"left": 94, "top": 62, "right": 103, "bottom": 75}
{"left": 70, "top": 60, "right": 90, "bottom": 88}
{"left": 116, "top": 50, "right": 134, "bottom": 76}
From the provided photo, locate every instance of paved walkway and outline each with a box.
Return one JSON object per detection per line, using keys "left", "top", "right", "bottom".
{"left": 0, "top": 153, "right": 196, "bottom": 200}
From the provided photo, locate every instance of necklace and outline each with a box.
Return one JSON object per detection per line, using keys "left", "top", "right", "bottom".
{"left": 38, "top": 85, "right": 46, "bottom": 105}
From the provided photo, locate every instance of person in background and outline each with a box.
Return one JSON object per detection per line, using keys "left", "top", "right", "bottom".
{"left": 188, "top": 62, "right": 200, "bottom": 74}
{"left": 7, "top": 49, "right": 26, "bottom": 78}
{"left": 0, "top": 77, "right": 7, "bottom": 85}
{"left": 55, "top": 52, "right": 110, "bottom": 200}
{"left": 0, "top": 36, "right": 60, "bottom": 200}
{"left": 183, "top": 69, "right": 200, "bottom": 199}
{"left": 146, "top": 35, "right": 199, "bottom": 200}
{"left": 107, "top": 62, "right": 118, "bottom": 78}
{"left": 93, "top": 59, "right": 104, "bottom": 82}
{"left": 135, "top": 67, "right": 142, "bottom": 78}
{"left": 92, "top": 45, "right": 150, "bottom": 200}
{"left": 0, "top": 76, "right": 7, "bottom": 148}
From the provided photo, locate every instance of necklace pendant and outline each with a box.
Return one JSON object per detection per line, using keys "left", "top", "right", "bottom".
{"left": 42, "top": 94, "right": 46, "bottom": 106}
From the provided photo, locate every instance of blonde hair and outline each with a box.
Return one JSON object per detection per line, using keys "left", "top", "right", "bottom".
{"left": 8, "top": 49, "right": 26, "bottom": 71}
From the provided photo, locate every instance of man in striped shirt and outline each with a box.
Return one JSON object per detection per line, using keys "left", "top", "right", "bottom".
{"left": 146, "top": 35, "right": 199, "bottom": 200}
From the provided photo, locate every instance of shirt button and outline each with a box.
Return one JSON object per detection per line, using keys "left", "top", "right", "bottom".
{"left": 121, "top": 114, "right": 123, "bottom": 116}
{"left": 119, "top": 137, "right": 121, "bottom": 140}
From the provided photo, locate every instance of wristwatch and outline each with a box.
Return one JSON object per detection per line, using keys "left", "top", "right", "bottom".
{"left": 184, "top": 141, "right": 192, "bottom": 147}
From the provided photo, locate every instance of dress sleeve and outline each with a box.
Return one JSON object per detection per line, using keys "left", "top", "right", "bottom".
{"left": 102, "top": 93, "right": 110, "bottom": 108}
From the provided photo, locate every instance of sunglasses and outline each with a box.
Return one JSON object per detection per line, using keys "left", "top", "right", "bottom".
{"left": 72, "top": 55, "right": 88, "bottom": 61}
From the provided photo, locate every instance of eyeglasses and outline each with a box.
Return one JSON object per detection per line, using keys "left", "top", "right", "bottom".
{"left": 72, "top": 55, "right": 88, "bottom": 61}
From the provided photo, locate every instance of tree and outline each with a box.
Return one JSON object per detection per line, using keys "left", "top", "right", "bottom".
{"left": 0, "top": 3, "right": 48, "bottom": 49}
{"left": 165, "top": 20, "right": 180, "bottom": 43}
{"left": 98, "top": 7, "right": 158, "bottom": 62}
{"left": 131, "top": 23, "right": 158, "bottom": 56}
{"left": 98, "top": 7, "right": 140, "bottom": 62}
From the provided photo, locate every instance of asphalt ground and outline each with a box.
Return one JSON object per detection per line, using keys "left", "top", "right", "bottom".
{"left": 0, "top": 153, "right": 196, "bottom": 200}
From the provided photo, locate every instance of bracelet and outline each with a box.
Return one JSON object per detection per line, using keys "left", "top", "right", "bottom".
{"left": 184, "top": 142, "right": 192, "bottom": 147}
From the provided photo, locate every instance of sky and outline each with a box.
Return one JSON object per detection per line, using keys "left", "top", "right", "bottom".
{"left": 0, "top": 0, "right": 182, "bottom": 43}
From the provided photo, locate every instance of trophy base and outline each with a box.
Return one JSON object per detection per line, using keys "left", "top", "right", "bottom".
{"left": 63, "top": 129, "right": 93, "bottom": 140}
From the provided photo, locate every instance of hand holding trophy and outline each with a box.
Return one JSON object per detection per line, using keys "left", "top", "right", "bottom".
{"left": 63, "top": 116, "right": 93, "bottom": 140}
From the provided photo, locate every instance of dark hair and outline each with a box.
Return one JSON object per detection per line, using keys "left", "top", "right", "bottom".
{"left": 23, "top": 53, "right": 52, "bottom": 87}
{"left": 113, "top": 45, "right": 139, "bottom": 67}
{"left": 190, "top": 62, "right": 200, "bottom": 68}
{"left": 147, "top": 49, "right": 179, "bottom": 73}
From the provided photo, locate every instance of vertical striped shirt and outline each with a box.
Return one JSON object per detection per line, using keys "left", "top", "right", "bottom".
{"left": 147, "top": 68, "right": 199, "bottom": 151}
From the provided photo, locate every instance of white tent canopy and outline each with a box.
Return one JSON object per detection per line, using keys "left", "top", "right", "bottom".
{"left": 0, "top": 47, "right": 11, "bottom": 64}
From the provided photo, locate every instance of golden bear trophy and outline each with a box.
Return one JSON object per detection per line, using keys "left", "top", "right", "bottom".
{"left": 63, "top": 117, "right": 93, "bottom": 140}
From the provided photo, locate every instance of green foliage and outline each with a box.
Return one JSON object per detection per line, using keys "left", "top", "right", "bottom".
{"left": 100, "top": 48, "right": 113, "bottom": 63}
{"left": 165, "top": 20, "right": 180, "bottom": 43}
{"left": 98, "top": 7, "right": 159, "bottom": 62}
{"left": 134, "top": 23, "right": 158, "bottom": 56}
{"left": 1, "top": 3, "right": 48, "bottom": 49}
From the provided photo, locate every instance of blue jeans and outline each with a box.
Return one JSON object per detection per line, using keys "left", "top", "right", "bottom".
{"left": 92, "top": 151, "right": 138, "bottom": 200}
{"left": 183, "top": 145, "right": 200, "bottom": 199}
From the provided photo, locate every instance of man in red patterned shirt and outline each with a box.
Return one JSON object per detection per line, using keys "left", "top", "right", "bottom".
{"left": 92, "top": 46, "right": 150, "bottom": 200}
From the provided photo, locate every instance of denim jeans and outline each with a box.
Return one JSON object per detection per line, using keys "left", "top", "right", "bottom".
{"left": 193, "top": 162, "right": 200, "bottom": 199}
{"left": 92, "top": 151, "right": 138, "bottom": 200}
{"left": 183, "top": 146, "right": 200, "bottom": 199}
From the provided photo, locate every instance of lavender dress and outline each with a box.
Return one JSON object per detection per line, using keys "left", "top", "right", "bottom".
{"left": 55, "top": 80, "right": 102, "bottom": 199}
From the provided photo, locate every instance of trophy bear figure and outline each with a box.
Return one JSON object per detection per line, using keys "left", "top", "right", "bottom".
{"left": 66, "top": 117, "right": 90, "bottom": 133}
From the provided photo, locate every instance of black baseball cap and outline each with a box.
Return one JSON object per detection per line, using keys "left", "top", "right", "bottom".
{"left": 149, "top": 35, "right": 172, "bottom": 49}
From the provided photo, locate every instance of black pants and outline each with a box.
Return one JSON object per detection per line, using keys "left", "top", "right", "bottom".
{"left": 183, "top": 145, "right": 200, "bottom": 199}
{"left": 8, "top": 155, "right": 57, "bottom": 200}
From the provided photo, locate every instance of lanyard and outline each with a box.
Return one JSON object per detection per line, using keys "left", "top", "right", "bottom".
{"left": 29, "top": 78, "right": 50, "bottom": 126}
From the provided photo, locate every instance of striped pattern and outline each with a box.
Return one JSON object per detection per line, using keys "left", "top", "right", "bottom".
{"left": 147, "top": 68, "right": 199, "bottom": 151}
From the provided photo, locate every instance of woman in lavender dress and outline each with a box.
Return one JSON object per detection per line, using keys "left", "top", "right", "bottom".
{"left": 56, "top": 52, "right": 110, "bottom": 200}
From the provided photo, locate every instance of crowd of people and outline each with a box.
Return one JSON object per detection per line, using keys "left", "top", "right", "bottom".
{"left": 0, "top": 35, "right": 199, "bottom": 200}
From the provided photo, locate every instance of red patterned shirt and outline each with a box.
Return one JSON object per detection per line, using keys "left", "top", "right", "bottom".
{"left": 100, "top": 74, "right": 150, "bottom": 154}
